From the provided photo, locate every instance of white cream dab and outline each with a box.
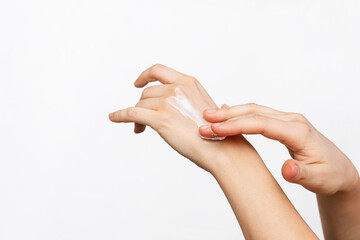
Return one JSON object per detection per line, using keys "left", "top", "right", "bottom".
{"left": 167, "top": 88, "right": 226, "bottom": 141}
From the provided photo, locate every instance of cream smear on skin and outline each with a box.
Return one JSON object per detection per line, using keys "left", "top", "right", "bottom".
{"left": 167, "top": 88, "right": 226, "bottom": 141}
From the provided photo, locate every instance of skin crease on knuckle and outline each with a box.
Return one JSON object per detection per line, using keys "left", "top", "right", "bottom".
{"left": 289, "top": 112, "right": 308, "bottom": 123}
{"left": 126, "top": 107, "right": 137, "bottom": 119}
{"left": 216, "top": 107, "right": 231, "bottom": 119}
{"left": 246, "top": 103, "right": 260, "bottom": 113}
{"left": 252, "top": 114, "right": 268, "bottom": 133}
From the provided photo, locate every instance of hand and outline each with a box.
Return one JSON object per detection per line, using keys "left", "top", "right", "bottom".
{"left": 109, "top": 72, "right": 319, "bottom": 238}
{"left": 108, "top": 64, "right": 247, "bottom": 173}
{"left": 199, "top": 103, "right": 360, "bottom": 195}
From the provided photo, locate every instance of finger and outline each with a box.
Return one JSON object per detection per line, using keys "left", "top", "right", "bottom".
{"left": 281, "top": 159, "right": 298, "bottom": 180}
{"left": 134, "top": 123, "right": 146, "bottom": 134}
{"left": 210, "top": 115, "right": 303, "bottom": 151}
{"left": 198, "top": 104, "right": 228, "bottom": 139}
{"left": 140, "top": 84, "right": 169, "bottom": 100}
{"left": 135, "top": 97, "right": 164, "bottom": 110}
{"left": 109, "top": 107, "right": 161, "bottom": 130}
{"left": 134, "top": 64, "right": 184, "bottom": 88}
{"left": 133, "top": 98, "right": 164, "bottom": 134}
{"left": 281, "top": 159, "right": 313, "bottom": 188}
{"left": 283, "top": 160, "right": 336, "bottom": 194}
{"left": 203, "top": 103, "right": 284, "bottom": 122}
{"left": 198, "top": 125, "right": 217, "bottom": 139}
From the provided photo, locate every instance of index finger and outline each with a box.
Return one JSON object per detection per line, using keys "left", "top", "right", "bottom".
{"left": 134, "top": 64, "right": 185, "bottom": 88}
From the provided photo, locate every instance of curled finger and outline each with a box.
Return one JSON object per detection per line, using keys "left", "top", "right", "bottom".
{"left": 134, "top": 64, "right": 184, "bottom": 88}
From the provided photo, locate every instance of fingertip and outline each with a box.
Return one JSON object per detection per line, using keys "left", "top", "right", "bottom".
{"left": 204, "top": 109, "right": 217, "bottom": 115}
{"left": 134, "top": 123, "right": 146, "bottom": 134}
{"left": 203, "top": 109, "right": 219, "bottom": 121}
{"left": 133, "top": 81, "right": 142, "bottom": 88}
{"left": 134, "top": 129, "right": 144, "bottom": 134}
{"left": 108, "top": 112, "right": 115, "bottom": 121}
{"left": 199, "top": 125, "right": 215, "bottom": 138}
{"left": 282, "top": 159, "right": 298, "bottom": 182}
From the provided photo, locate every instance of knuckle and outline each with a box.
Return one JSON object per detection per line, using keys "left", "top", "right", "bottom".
{"left": 247, "top": 102, "right": 258, "bottom": 107}
{"left": 183, "top": 75, "right": 198, "bottom": 85}
{"left": 126, "top": 107, "right": 137, "bottom": 118}
{"left": 253, "top": 114, "right": 267, "bottom": 122}
{"left": 253, "top": 114, "right": 268, "bottom": 131}
{"left": 292, "top": 113, "right": 307, "bottom": 122}
{"left": 187, "top": 75, "right": 198, "bottom": 82}
{"left": 221, "top": 108, "right": 234, "bottom": 118}
{"left": 149, "top": 64, "right": 163, "bottom": 74}
{"left": 246, "top": 103, "right": 259, "bottom": 113}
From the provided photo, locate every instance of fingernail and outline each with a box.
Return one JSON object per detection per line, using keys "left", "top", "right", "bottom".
{"left": 108, "top": 112, "right": 115, "bottom": 119}
{"left": 206, "top": 109, "right": 217, "bottom": 114}
{"left": 212, "top": 123, "right": 223, "bottom": 128}
{"left": 200, "top": 125, "right": 211, "bottom": 130}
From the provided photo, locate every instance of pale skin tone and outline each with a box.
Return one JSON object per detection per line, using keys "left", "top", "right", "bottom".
{"left": 109, "top": 64, "right": 318, "bottom": 239}
{"left": 199, "top": 103, "right": 360, "bottom": 240}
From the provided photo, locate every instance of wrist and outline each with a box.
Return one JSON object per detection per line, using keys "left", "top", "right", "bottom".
{"left": 209, "top": 135, "right": 263, "bottom": 178}
{"left": 317, "top": 175, "right": 360, "bottom": 199}
{"left": 340, "top": 174, "right": 360, "bottom": 195}
{"left": 336, "top": 164, "right": 360, "bottom": 195}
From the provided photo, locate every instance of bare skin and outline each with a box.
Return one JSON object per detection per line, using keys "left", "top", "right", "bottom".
{"left": 109, "top": 64, "right": 318, "bottom": 239}
{"left": 199, "top": 103, "right": 360, "bottom": 239}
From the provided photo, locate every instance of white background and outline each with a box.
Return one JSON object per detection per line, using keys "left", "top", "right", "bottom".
{"left": 1, "top": 0, "right": 359, "bottom": 239}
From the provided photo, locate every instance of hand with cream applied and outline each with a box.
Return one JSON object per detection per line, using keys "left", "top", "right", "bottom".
{"left": 109, "top": 64, "right": 318, "bottom": 239}
{"left": 110, "top": 64, "right": 230, "bottom": 172}
{"left": 167, "top": 87, "right": 225, "bottom": 141}
{"left": 200, "top": 103, "right": 360, "bottom": 239}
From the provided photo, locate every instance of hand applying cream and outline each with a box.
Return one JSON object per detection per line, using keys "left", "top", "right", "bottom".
{"left": 167, "top": 88, "right": 226, "bottom": 141}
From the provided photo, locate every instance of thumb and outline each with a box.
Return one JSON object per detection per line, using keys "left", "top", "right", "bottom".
{"left": 281, "top": 159, "right": 308, "bottom": 185}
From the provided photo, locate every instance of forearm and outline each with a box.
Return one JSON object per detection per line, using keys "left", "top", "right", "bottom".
{"left": 317, "top": 177, "right": 360, "bottom": 240}
{"left": 211, "top": 136, "right": 318, "bottom": 239}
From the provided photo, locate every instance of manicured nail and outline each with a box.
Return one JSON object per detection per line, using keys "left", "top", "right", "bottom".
{"left": 212, "top": 123, "right": 223, "bottom": 128}
{"left": 206, "top": 109, "right": 217, "bottom": 114}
